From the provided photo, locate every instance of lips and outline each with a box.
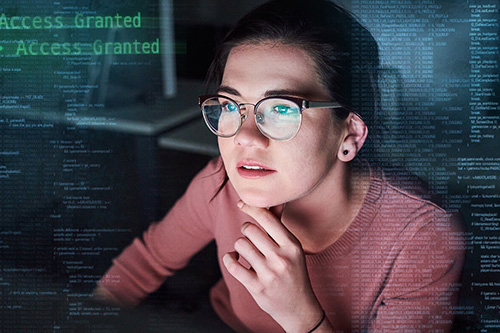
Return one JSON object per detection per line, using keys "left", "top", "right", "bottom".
{"left": 236, "top": 160, "right": 276, "bottom": 179}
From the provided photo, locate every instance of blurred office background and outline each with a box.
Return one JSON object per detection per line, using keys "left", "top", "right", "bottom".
{"left": 0, "top": 0, "right": 498, "bottom": 331}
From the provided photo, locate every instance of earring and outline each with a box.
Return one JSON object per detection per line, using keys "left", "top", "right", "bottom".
{"left": 343, "top": 150, "right": 349, "bottom": 155}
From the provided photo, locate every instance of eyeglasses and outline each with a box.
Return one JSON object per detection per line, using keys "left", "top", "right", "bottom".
{"left": 199, "top": 94, "right": 345, "bottom": 141}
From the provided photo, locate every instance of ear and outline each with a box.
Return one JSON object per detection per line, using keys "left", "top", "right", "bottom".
{"left": 337, "top": 113, "right": 368, "bottom": 162}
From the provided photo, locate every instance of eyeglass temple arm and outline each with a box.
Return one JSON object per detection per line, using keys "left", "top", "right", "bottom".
{"left": 304, "top": 101, "right": 362, "bottom": 119}
{"left": 305, "top": 101, "right": 342, "bottom": 109}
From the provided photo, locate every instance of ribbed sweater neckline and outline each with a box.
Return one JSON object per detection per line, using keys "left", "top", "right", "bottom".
{"left": 305, "top": 164, "right": 385, "bottom": 265}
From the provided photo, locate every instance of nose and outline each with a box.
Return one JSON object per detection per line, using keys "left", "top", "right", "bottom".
{"left": 233, "top": 105, "right": 269, "bottom": 148}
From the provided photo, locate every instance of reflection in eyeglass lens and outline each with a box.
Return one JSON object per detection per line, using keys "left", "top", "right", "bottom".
{"left": 202, "top": 96, "right": 303, "bottom": 140}
{"left": 258, "top": 99, "right": 301, "bottom": 140}
{"left": 216, "top": 97, "right": 240, "bottom": 135}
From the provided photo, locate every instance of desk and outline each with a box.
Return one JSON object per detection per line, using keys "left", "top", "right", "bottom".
{"left": 0, "top": 79, "right": 204, "bottom": 136}
{"left": 158, "top": 116, "right": 219, "bottom": 157}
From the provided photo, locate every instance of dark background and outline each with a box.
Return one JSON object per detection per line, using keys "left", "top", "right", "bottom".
{"left": 0, "top": 0, "right": 499, "bottom": 331}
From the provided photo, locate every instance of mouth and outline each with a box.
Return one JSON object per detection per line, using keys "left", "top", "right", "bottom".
{"left": 236, "top": 160, "right": 276, "bottom": 179}
{"left": 241, "top": 165, "right": 267, "bottom": 170}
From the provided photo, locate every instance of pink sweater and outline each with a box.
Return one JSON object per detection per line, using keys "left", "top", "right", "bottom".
{"left": 98, "top": 158, "right": 465, "bottom": 332}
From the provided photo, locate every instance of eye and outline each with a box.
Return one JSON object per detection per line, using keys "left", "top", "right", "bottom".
{"left": 272, "top": 104, "right": 297, "bottom": 115}
{"left": 222, "top": 101, "right": 238, "bottom": 112}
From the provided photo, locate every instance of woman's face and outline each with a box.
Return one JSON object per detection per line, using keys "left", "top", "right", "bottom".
{"left": 218, "top": 42, "right": 345, "bottom": 208}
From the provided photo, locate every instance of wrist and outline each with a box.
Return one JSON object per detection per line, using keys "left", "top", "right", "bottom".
{"left": 306, "top": 310, "right": 326, "bottom": 333}
{"left": 281, "top": 305, "right": 326, "bottom": 333}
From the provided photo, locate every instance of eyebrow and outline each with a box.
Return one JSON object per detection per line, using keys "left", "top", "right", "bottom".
{"left": 263, "top": 89, "right": 305, "bottom": 98}
{"left": 217, "top": 85, "right": 240, "bottom": 96}
{"left": 217, "top": 85, "right": 306, "bottom": 99}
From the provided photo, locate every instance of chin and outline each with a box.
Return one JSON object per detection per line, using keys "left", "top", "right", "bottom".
{"left": 237, "top": 190, "right": 282, "bottom": 208}
{"left": 227, "top": 172, "right": 288, "bottom": 208}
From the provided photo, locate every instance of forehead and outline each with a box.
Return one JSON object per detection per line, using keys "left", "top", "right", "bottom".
{"left": 221, "top": 42, "right": 328, "bottom": 100}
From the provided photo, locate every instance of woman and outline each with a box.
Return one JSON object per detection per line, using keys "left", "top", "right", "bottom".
{"left": 94, "top": 0, "right": 464, "bottom": 331}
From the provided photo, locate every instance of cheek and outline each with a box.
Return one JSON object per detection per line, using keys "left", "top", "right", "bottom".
{"left": 295, "top": 114, "right": 341, "bottom": 161}
{"left": 280, "top": 131, "right": 338, "bottom": 187}
{"left": 218, "top": 137, "right": 231, "bottom": 160}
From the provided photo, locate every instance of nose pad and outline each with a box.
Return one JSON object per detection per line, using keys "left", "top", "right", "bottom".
{"left": 238, "top": 104, "right": 251, "bottom": 124}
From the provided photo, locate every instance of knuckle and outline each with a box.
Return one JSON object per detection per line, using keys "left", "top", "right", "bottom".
{"left": 272, "top": 255, "right": 290, "bottom": 273}
{"left": 287, "top": 243, "right": 303, "bottom": 258}
{"left": 260, "top": 270, "right": 279, "bottom": 286}
{"left": 249, "top": 282, "right": 265, "bottom": 295}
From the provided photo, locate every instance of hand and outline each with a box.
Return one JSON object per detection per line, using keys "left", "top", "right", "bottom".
{"left": 223, "top": 201, "right": 325, "bottom": 332}
{"left": 92, "top": 285, "right": 124, "bottom": 307}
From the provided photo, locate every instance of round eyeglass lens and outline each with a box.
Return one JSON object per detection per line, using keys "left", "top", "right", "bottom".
{"left": 202, "top": 96, "right": 241, "bottom": 136}
{"left": 256, "top": 98, "right": 301, "bottom": 140}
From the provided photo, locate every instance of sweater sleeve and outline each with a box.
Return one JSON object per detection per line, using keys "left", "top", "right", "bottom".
{"left": 368, "top": 211, "right": 465, "bottom": 332}
{"left": 97, "top": 158, "right": 224, "bottom": 307}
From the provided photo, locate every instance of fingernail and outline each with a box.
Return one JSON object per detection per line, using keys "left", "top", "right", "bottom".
{"left": 237, "top": 200, "right": 244, "bottom": 209}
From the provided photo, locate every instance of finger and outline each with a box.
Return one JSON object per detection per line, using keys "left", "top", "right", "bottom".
{"left": 241, "top": 222, "right": 279, "bottom": 258}
{"left": 223, "top": 251, "right": 256, "bottom": 286}
{"left": 234, "top": 235, "right": 270, "bottom": 273}
{"left": 238, "top": 201, "right": 293, "bottom": 246}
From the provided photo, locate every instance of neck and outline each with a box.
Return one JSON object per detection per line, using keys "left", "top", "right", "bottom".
{"left": 282, "top": 160, "right": 369, "bottom": 254}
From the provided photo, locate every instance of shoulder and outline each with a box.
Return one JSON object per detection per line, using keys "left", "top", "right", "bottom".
{"left": 382, "top": 164, "right": 444, "bottom": 209}
{"left": 367, "top": 166, "right": 465, "bottom": 294}
{"left": 181, "top": 156, "right": 241, "bottom": 215}
{"left": 161, "top": 156, "right": 231, "bottom": 234}
{"left": 185, "top": 156, "right": 227, "bottom": 200}
{"left": 377, "top": 166, "right": 446, "bottom": 219}
{"left": 369, "top": 164, "right": 463, "bottom": 240}
{"left": 191, "top": 156, "right": 226, "bottom": 184}
{"left": 167, "top": 156, "right": 227, "bottom": 223}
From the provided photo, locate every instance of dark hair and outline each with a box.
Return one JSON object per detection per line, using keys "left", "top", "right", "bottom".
{"left": 206, "top": 0, "right": 381, "bottom": 157}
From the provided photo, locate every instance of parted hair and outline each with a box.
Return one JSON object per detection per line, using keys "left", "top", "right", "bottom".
{"left": 206, "top": 0, "right": 381, "bottom": 155}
